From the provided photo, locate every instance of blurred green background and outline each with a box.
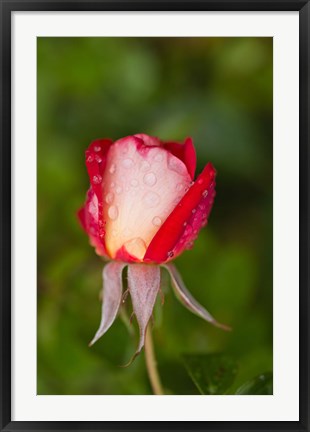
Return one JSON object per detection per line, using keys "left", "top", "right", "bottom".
{"left": 37, "top": 37, "right": 273, "bottom": 395}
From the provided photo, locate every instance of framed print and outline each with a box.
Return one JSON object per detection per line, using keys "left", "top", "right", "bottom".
{"left": 1, "top": 1, "right": 309, "bottom": 431}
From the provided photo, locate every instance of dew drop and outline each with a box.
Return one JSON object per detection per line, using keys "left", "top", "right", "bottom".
{"left": 94, "top": 145, "right": 101, "bottom": 152}
{"left": 186, "top": 241, "right": 194, "bottom": 250}
{"left": 183, "top": 222, "right": 187, "bottom": 227}
{"left": 108, "top": 205, "right": 118, "bottom": 220}
{"left": 152, "top": 216, "right": 162, "bottom": 227}
{"left": 87, "top": 155, "right": 94, "bottom": 163}
{"left": 115, "top": 185, "right": 123, "bottom": 194}
{"left": 109, "top": 164, "right": 116, "bottom": 174}
{"left": 167, "top": 250, "right": 174, "bottom": 258}
{"left": 143, "top": 191, "right": 160, "bottom": 208}
{"left": 184, "top": 225, "right": 193, "bottom": 236}
{"left": 92, "top": 175, "right": 102, "bottom": 184}
{"left": 110, "top": 182, "right": 115, "bottom": 188}
{"left": 198, "top": 178, "right": 204, "bottom": 185}
{"left": 88, "top": 201, "right": 98, "bottom": 219}
{"left": 143, "top": 172, "right": 157, "bottom": 187}
{"left": 192, "top": 209, "right": 196, "bottom": 214}
{"left": 105, "top": 192, "right": 114, "bottom": 204}
{"left": 202, "top": 190, "right": 209, "bottom": 198}
{"left": 95, "top": 155, "right": 102, "bottom": 163}
{"left": 122, "top": 158, "right": 134, "bottom": 168}
{"left": 130, "top": 179, "right": 139, "bottom": 187}
{"left": 176, "top": 183, "right": 184, "bottom": 192}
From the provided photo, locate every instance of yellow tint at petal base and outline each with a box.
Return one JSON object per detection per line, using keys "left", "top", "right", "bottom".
{"left": 123, "top": 238, "right": 147, "bottom": 260}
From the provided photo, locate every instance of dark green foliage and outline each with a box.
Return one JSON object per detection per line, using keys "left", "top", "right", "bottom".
{"left": 235, "top": 372, "right": 273, "bottom": 395}
{"left": 183, "top": 354, "right": 238, "bottom": 395}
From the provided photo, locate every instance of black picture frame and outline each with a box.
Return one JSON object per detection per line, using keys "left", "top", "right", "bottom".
{"left": 1, "top": 1, "right": 309, "bottom": 431}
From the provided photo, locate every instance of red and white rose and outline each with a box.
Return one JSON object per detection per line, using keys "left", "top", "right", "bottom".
{"left": 78, "top": 134, "right": 228, "bottom": 359}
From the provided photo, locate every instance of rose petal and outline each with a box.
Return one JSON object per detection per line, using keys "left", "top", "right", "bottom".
{"left": 89, "top": 262, "right": 127, "bottom": 346}
{"left": 80, "top": 138, "right": 113, "bottom": 257}
{"left": 164, "top": 263, "right": 231, "bottom": 331}
{"left": 127, "top": 264, "right": 161, "bottom": 357}
{"left": 163, "top": 137, "right": 196, "bottom": 180}
{"left": 144, "top": 162, "right": 216, "bottom": 263}
{"left": 103, "top": 137, "right": 192, "bottom": 261}
{"left": 134, "top": 133, "right": 161, "bottom": 147}
{"left": 78, "top": 188, "right": 108, "bottom": 257}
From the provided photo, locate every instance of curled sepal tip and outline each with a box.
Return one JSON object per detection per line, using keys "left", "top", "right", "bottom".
{"left": 126, "top": 264, "right": 161, "bottom": 363}
{"left": 163, "top": 263, "right": 231, "bottom": 332}
{"left": 89, "top": 262, "right": 127, "bottom": 347}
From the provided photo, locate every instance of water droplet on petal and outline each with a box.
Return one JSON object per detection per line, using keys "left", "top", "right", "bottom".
{"left": 184, "top": 225, "right": 193, "bottom": 236}
{"left": 202, "top": 190, "right": 209, "bottom": 198}
{"left": 130, "top": 179, "right": 139, "bottom": 187}
{"left": 143, "top": 191, "right": 160, "bottom": 208}
{"left": 105, "top": 192, "right": 114, "bottom": 204}
{"left": 95, "top": 155, "right": 102, "bottom": 163}
{"left": 109, "top": 164, "right": 116, "bottom": 174}
{"left": 198, "top": 178, "right": 204, "bottom": 185}
{"left": 192, "top": 209, "right": 196, "bottom": 214}
{"left": 88, "top": 201, "right": 98, "bottom": 218}
{"left": 152, "top": 216, "right": 162, "bottom": 227}
{"left": 176, "top": 183, "right": 184, "bottom": 191}
{"left": 94, "top": 145, "right": 101, "bottom": 152}
{"left": 122, "top": 158, "right": 134, "bottom": 168}
{"left": 92, "top": 175, "right": 102, "bottom": 184}
{"left": 186, "top": 241, "right": 194, "bottom": 250}
{"left": 115, "top": 185, "right": 123, "bottom": 194}
{"left": 167, "top": 250, "right": 174, "bottom": 258}
{"left": 108, "top": 205, "right": 118, "bottom": 220}
{"left": 87, "top": 155, "right": 94, "bottom": 163}
{"left": 110, "top": 182, "right": 115, "bottom": 188}
{"left": 143, "top": 172, "right": 157, "bottom": 187}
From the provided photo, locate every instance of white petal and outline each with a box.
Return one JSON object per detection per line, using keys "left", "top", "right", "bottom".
{"left": 89, "top": 262, "right": 126, "bottom": 346}
{"left": 102, "top": 137, "right": 191, "bottom": 259}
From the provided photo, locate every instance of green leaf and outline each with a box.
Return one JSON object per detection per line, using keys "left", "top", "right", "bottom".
{"left": 235, "top": 372, "right": 273, "bottom": 395}
{"left": 183, "top": 354, "right": 238, "bottom": 395}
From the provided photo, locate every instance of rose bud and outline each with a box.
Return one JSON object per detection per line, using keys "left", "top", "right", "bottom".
{"left": 78, "top": 134, "right": 230, "bottom": 360}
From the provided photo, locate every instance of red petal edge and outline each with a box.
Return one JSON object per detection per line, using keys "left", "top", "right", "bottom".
{"left": 79, "top": 138, "right": 113, "bottom": 257}
{"left": 144, "top": 162, "right": 216, "bottom": 264}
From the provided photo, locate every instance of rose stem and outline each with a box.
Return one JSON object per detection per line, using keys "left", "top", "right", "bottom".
{"left": 145, "top": 326, "right": 164, "bottom": 395}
